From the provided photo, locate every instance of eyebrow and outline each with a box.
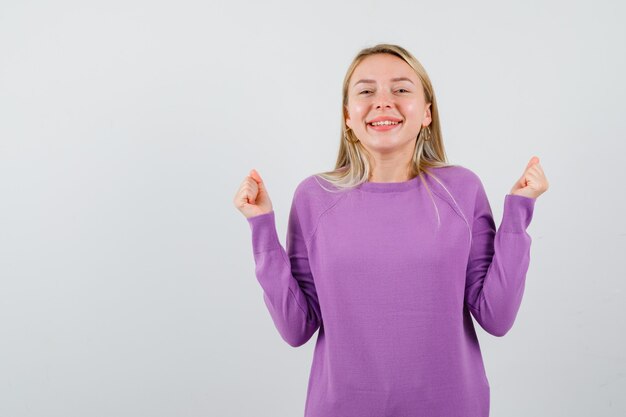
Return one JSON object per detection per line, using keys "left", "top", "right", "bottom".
{"left": 353, "top": 77, "right": 415, "bottom": 87}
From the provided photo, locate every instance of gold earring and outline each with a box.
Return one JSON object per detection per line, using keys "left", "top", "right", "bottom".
{"left": 344, "top": 127, "right": 359, "bottom": 144}
{"left": 420, "top": 125, "right": 431, "bottom": 141}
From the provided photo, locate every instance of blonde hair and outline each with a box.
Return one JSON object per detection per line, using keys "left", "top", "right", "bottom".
{"left": 313, "top": 43, "right": 469, "bottom": 235}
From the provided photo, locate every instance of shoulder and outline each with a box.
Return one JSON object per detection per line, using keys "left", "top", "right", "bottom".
{"left": 293, "top": 174, "right": 327, "bottom": 197}
{"left": 294, "top": 173, "right": 343, "bottom": 195}
{"left": 427, "top": 164, "right": 483, "bottom": 190}
{"left": 289, "top": 174, "right": 350, "bottom": 239}
{"left": 426, "top": 165, "right": 489, "bottom": 220}
{"left": 292, "top": 173, "right": 349, "bottom": 209}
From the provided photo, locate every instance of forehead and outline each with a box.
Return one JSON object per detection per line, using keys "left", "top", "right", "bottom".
{"left": 350, "top": 53, "right": 419, "bottom": 86}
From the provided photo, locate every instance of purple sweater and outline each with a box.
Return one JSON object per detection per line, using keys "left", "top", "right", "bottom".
{"left": 247, "top": 165, "right": 536, "bottom": 417}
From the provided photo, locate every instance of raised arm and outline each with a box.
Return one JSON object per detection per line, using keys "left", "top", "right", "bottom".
{"left": 464, "top": 178, "right": 536, "bottom": 337}
{"left": 247, "top": 192, "right": 322, "bottom": 347}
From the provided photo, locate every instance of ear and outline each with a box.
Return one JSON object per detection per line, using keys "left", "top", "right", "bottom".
{"left": 344, "top": 106, "right": 352, "bottom": 130}
{"left": 423, "top": 103, "right": 432, "bottom": 127}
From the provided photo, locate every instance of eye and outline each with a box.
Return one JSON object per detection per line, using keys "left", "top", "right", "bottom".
{"left": 397, "top": 88, "right": 409, "bottom": 93}
{"left": 359, "top": 90, "right": 372, "bottom": 95}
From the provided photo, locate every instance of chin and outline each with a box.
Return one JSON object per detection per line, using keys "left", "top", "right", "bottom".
{"left": 364, "top": 138, "right": 414, "bottom": 152}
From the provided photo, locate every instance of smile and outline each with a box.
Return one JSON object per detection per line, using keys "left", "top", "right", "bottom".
{"left": 368, "top": 121, "right": 402, "bottom": 131}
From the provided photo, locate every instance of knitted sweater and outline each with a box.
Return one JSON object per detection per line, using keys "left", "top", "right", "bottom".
{"left": 246, "top": 165, "right": 536, "bottom": 417}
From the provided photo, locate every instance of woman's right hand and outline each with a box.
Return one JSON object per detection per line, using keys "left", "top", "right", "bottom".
{"left": 233, "top": 169, "right": 274, "bottom": 219}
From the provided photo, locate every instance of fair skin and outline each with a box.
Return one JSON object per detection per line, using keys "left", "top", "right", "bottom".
{"left": 344, "top": 53, "right": 431, "bottom": 183}
{"left": 234, "top": 54, "right": 549, "bottom": 218}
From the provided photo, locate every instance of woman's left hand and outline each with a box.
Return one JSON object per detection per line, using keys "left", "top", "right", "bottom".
{"left": 509, "top": 156, "right": 549, "bottom": 199}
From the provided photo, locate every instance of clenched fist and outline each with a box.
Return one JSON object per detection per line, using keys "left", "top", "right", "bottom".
{"left": 510, "top": 156, "right": 549, "bottom": 199}
{"left": 233, "top": 169, "right": 273, "bottom": 219}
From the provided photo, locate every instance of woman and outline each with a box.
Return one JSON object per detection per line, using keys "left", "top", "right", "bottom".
{"left": 233, "top": 44, "right": 549, "bottom": 417}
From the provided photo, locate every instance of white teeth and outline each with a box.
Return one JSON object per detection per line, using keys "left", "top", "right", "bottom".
{"left": 371, "top": 120, "right": 400, "bottom": 126}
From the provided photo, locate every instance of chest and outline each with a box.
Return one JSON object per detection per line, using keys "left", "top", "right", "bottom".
{"left": 307, "top": 193, "right": 472, "bottom": 310}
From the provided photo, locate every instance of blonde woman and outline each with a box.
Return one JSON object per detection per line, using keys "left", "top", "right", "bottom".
{"left": 233, "top": 44, "right": 549, "bottom": 417}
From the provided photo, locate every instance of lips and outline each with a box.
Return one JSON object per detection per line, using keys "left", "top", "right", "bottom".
{"left": 368, "top": 120, "right": 402, "bottom": 131}
{"left": 368, "top": 116, "right": 403, "bottom": 124}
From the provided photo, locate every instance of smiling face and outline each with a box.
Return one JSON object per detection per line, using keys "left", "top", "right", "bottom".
{"left": 345, "top": 53, "right": 432, "bottom": 155}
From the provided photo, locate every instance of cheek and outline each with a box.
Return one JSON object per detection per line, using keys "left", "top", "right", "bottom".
{"left": 403, "top": 103, "right": 425, "bottom": 123}
{"left": 349, "top": 103, "right": 368, "bottom": 121}
{"left": 348, "top": 101, "right": 368, "bottom": 114}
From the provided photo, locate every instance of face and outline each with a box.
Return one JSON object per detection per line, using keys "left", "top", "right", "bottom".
{"left": 345, "top": 53, "right": 432, "bottom": 155}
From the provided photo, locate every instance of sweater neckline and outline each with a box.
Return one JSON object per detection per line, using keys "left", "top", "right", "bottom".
{"left": 357, "top": 174, "right": 421, "bottom": 193}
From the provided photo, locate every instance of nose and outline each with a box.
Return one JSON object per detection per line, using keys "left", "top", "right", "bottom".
{"left": 375, "top": 90, "right": 394, "bottom": 109}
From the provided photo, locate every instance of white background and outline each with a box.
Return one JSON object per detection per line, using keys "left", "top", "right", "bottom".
{"left": 1, "top": 0, "right": 624, "bottom": 416}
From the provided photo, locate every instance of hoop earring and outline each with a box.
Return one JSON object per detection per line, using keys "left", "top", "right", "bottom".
{"left": 420, "top": 125, "right": 432, "bottom": 141}
{"left": 344, "top": 128, "right": 359, "bottom": 144}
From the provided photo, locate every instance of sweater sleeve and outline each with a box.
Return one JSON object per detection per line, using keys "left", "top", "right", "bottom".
{"left": 246, "top": 193, "right": 322, "bottom": 347}
{"left": 464, "top": 179, "right": 536, "bottom": 337}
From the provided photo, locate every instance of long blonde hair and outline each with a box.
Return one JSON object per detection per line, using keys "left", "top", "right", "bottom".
{"left": 314, "top": 44, "right": 469, "bottom": 234}
{"left": 316, "top": 43, "right": 454, "bottom": 187}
